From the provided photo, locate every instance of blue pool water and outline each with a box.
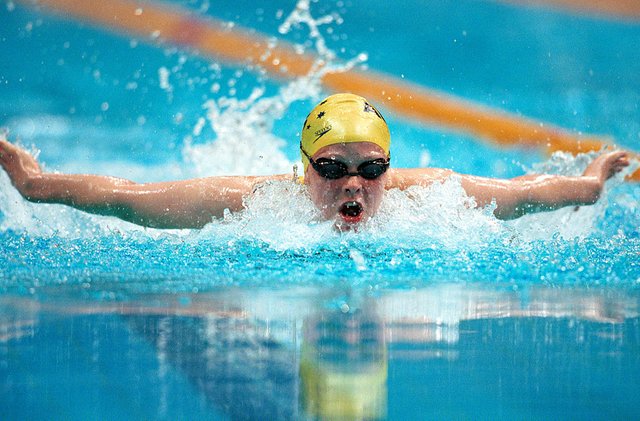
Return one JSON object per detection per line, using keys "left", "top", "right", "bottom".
{"left": 1, "top": 0, "right": 640, "bottom": 419}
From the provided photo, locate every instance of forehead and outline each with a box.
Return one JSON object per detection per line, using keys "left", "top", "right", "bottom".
{"left": 313, "top": 141, "right": 387, "bottom": 159}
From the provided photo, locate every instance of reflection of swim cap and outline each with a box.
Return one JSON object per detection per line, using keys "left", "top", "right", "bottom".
{"left": 300, "top": 93, "right": 391, "bottom": 172}
{"left": 300, "top": 310, "right": 387, "bottom": 420}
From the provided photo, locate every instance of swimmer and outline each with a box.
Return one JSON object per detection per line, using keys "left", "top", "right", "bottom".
{"left": 0, "top": 93, "right": 630, "bottom": 230}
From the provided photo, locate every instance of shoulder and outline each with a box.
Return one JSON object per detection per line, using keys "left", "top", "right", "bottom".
{"left": 386, "top": 167, "right": 454, "bottom": 190}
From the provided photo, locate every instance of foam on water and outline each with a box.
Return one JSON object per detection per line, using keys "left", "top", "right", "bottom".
{"left": 192, "top": 164, "right": 627, "bottom": 253}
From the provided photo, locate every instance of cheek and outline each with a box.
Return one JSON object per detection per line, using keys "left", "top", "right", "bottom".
{"left": 363, "top": 180, "right": 386, "bottom": 207}
{"left": 307, "top": 178, "right": 339, "bottom": 208}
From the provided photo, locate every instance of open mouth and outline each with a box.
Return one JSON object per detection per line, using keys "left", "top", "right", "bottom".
{"left": 339, "top": 201, "right": 364, "bottom": 223}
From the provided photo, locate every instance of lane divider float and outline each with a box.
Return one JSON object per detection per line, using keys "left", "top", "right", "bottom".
{"left": 497, "top": 0, "right": 640, "bottom": 21}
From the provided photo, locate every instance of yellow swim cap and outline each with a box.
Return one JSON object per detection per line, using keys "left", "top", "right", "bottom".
{"left": 300, "top": 93, "right": 391, "bottom": 172}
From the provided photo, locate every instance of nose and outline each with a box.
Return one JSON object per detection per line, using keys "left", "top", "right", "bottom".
{"left": 343, "top": 174, "right": 363, "bottom": 196}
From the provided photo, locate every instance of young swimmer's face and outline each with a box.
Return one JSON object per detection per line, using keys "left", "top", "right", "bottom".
{"left": 305, "top": 142, "right": 389, "bottom": 231}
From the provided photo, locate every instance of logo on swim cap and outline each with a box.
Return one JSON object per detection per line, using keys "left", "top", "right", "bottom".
{"left": 314, "top": 125, "right": 332, "bottom": 141}
{"left": 300, "top": 93, "right": 391, "bottom": 172}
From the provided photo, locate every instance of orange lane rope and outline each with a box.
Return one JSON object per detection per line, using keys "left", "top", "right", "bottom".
{"left": 17, "top": 0, "right": 639, "bottom": 180}
{"left": 497, "top": 0, "right": 640, "bottom": 21}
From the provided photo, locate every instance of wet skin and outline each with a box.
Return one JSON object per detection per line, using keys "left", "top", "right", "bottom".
{"left": 304, "top": 142, "right": 388, "bottom": 230}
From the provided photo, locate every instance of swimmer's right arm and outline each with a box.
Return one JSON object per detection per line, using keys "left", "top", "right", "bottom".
{"left": 0, "top": 140, "right": 282, "bottom": 228}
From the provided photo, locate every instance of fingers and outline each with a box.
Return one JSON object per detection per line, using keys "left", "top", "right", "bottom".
{"left": 610, "top": 150, "right": 628, "bottom": 160}
{"left": 602, "top": 151, "right": 629, "bottom": 164}
{"left": 602, "top": 151, "right": 630, "bottom": 179}
{"left": 0, "top": 140, "right": 12, "bottom": 164}
{"left": 0, "top": 139, "right": 20, "bottom": 160}
{"left": 0, "top": 139, "right": 42, "bottom": 176}
{"left": 0, "top": 140, "right": 19, "bottom": 167}
{"left": 582, "top": 149, "right": 631, "bottom": 181}
{"left": 610, "top": 151, "right": 630, "bottom": 172}
{"left": 1, "top": 139, "right": 35, "bottom": 159}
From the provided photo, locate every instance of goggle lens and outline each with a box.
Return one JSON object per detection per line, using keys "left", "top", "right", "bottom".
{"left": 312, "top": 158, "right": 389, "bottom": 180}
{"left": 358, "top": 160, "right": 388, "bottom": 179}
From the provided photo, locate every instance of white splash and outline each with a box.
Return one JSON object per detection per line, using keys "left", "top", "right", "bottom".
{"left": 191, "top": 162, "right": 616, "bottom": 252}
{"left": 367, "top": 177, "right": 504, "bottom": 249}
{"left": 182, "top": 87, "right": 296, "bottom": 176}
{"left": 278, "top": 0, "right": 340, "bottom": 62}
{"left": 181, "top": 0, "right": 366, "bottom": 178}
{"left": 0, "top": 152, "right": 626, "bottom": 249}
{"left": 196, "top": 180, "right": 333, "bottom": 251}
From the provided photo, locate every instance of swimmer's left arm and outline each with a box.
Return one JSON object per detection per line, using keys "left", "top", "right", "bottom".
{"left": 389, "top": 151, "right": 629, "bottom": 220}
{"left": 459, "top": 151, "right": 629, "bottom": 219}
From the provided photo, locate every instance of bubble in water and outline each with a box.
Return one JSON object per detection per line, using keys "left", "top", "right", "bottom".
{"left": 419, "top": 150, "right": 431, "bottom": 167}
{"left": 158, "top": 66, "right": 172, "bottom": 92}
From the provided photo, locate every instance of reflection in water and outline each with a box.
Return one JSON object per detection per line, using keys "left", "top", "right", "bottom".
{"left": 1, "top": 285, "right": 639, "bottom": 419}
{"left": 123, "top": 299, "right": 389, "bottom": 420}
{"left": 126, "top": 314, "right": 299, "bottom": 420}
{"left": 301, "top": 306, "right": 387, "bottom": 421}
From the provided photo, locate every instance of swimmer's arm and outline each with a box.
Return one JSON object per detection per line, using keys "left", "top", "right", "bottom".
{"left": 20, "top": 174, "right": 281, "bottom": 228}
{"left": 0, "top": 140, "right": 285, "bottom": 228}
{"left": 389, "top": 151, "right": 629, "bottom": 220}
{"left": 461, "top": 151, "right": 629, "bottom": 219}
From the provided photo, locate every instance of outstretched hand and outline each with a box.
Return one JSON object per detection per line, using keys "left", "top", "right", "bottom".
{"left": 583, "top": 150, "right": 630, "bottom": 183}
{"left": 0, "top": 139, "right": 43, "bottom": 195}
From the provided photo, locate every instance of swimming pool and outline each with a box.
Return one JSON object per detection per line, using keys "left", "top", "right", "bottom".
{"left": 1, "top": 0, "right": 639, "bottom": 419}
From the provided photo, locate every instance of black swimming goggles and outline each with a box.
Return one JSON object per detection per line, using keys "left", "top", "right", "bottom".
{"left": 301, "top": 147, "right": 390, "bottom": 180}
